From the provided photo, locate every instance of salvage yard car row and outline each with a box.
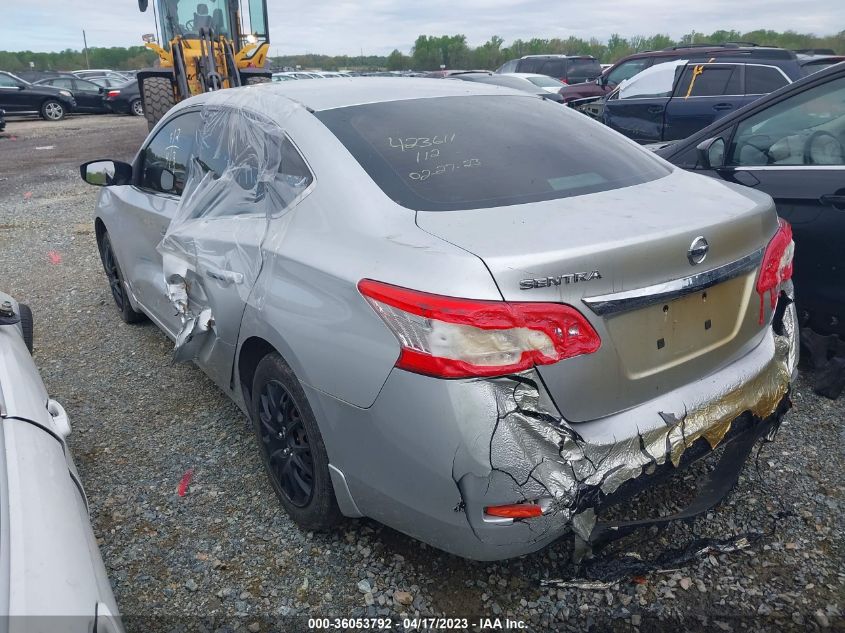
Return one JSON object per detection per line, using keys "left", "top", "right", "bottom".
{"left": 0, "top": 70, "right": 143, "bottom": 121}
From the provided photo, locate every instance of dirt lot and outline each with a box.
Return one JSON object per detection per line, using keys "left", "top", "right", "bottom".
{"left": 0, "top": 114, "right": 843, "bottom": 632}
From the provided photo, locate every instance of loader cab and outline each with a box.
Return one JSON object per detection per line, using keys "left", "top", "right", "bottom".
{"left": 153, "top": 0, "right": 268, "bottom": 50}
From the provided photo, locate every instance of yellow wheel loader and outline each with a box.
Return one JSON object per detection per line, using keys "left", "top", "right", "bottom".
{"left": 136, "top": 0, "right": 272, "bottom": 129}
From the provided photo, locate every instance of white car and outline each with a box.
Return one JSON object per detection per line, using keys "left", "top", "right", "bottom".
{"left": 0, "top": 291, "right": 123, "bottom": 630}
{"left": 502, "top": 72, "right": 566, "bottom": 93}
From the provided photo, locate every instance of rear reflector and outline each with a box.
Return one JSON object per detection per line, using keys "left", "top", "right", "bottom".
{"left": 485, "top": 503, "right": 544, "bottom": 519}
{"left": 358, "top": 279, "right": 600, "bottom": 378}
{"left": 756, "top": 218, "right": 794, "bottom": 323}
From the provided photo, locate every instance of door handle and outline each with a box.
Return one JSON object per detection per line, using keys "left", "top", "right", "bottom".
{"left": 206, "top": 268, "right": 244, "bottom": 285}
{"left": 647, "top": 105, "right": 664, "bottom": 114}
{"left": 820, "top": 194, "right": 845, "bottom": 208}
{"left": 713, "top": 103, "right": 734, "bottom": 111}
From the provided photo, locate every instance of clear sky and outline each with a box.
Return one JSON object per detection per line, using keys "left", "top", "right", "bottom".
{"left": 4, "top": 0, "right": 843, "bottom": 55}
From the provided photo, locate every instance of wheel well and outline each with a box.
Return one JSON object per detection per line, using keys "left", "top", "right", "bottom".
{"left": 238, "top": 337, "right": 278, "bottom": 406}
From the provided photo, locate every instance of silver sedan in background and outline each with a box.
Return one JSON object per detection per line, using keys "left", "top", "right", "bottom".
{"left": 82, "top": 79, "right": 798, "bottom": 560}
{"left": 0, "top": 291, "right": 123, "bottom": 630}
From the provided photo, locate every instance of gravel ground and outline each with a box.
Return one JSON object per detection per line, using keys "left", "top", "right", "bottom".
{"left": 0, "top": 115, "right": 843, "bottom": 632}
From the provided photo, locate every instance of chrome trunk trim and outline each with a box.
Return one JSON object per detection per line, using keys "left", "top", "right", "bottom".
{"left": 582, "top": 248, "right": 764, "bottom": 317}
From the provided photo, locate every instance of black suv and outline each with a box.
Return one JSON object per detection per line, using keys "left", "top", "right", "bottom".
{"left": 495, "top": 55, "right": 603, "bottom": 84}
{"left": 0, "top": 71, "right": 77, "bottom": 121}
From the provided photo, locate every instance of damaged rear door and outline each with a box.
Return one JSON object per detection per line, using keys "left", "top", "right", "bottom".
{"left": 157, "top": 99, "right": 310, "bottom": 392}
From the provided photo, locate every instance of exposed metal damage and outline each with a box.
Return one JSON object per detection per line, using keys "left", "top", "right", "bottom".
{"left": 454, "top": 291, "right": 798, "bottom": 557}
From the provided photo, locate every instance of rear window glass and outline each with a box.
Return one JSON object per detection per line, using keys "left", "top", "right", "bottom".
{"left": 745, "top": 66, "right": 789, "bottom": 94}
{"left": 316, "top": 96, "right": 670, "bottom": 211}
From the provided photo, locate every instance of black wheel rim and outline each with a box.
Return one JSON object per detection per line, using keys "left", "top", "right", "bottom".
{"left": 102, "top": 239, "right": 125, "bottom": 310}
{"left": 258, "top": 380, "right": 314, "bottom": 507}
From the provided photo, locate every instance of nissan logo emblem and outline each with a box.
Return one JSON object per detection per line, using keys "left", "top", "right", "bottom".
{"left": 688, "top": 236, "right": 709, "bottom": 265}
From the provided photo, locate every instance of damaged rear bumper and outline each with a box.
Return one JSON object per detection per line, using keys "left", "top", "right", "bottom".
{"left": 308, "top": 295, "right": 798, "bottom": 561}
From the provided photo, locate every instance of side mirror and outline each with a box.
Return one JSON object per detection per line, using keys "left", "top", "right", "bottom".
{"left": 599, "top": 75, "right": 608, "bottom": 87}
{"left": 80, "top": 160, "right": 133, "bottom": 186}
{"left": 696, "top": 137, "right": 726, "bottom": 170}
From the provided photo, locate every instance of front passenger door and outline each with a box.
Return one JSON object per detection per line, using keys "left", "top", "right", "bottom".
{"left": 106, "top": 110, "right": 202, "bottom": 334}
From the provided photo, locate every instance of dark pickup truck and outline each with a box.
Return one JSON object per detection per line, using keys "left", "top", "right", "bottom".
{"left": 602, "top": 60, "right": 791, "bottom": 143}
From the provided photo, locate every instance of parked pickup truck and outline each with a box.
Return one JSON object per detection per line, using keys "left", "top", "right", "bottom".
{"left": 602, "top": 60, "right": 792, "bottom": 143}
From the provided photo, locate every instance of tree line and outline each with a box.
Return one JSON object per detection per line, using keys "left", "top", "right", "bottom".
{"left": 1, "top": 29, "right": 842, "bottom": 73}
{"left": 0, "top": 46, "right": 157, "bottom": 72}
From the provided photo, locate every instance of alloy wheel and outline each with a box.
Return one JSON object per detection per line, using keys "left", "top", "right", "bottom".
{"left": 257, "top": 380, "right": 314, "bottom": 507}
{"left": 131, "top": 100, "right": 144, "bottom": 117}
{"left": 44, "top": 102, "right": 63, "bottom": 120}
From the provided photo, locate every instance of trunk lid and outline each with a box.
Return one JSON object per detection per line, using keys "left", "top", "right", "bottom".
{"left": 416, "top": 169, "right": 778, "bottom": 422}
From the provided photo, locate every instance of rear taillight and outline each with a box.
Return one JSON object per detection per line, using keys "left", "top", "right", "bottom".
{"left": 107, "top": 90, "right": 120, "bottom": 98}
{"left": 358, "top": 279, "right": 601, "bottom": 378}
{"left": 558, "top": 78, "right": 569, "bottom": 85}
{"left": 756, "top": 218, "right": 794, "bottom": 323}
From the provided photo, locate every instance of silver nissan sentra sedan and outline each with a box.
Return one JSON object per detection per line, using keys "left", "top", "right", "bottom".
{"left": 81, "top": 79, "right": 799, "bottom": 560}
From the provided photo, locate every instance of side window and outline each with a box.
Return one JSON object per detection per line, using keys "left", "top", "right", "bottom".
{"left": 518, "top": 58, "right": 543, "bottom": 74}
{"left": 606, "top": 59, "right": 651, "bottom": 86}
{"left": 141, "top": 112, "right": 202, "bottom": 195}
{"left": 745, "top": 66, "right": 789, "bottom": 95}
{"left": 53, "top": 78, "right": 76, "bottom": 90}
{"left": 728, "top": 76, "right": 845, "bottom": 166}
{"left": 541, "top": 59, "right": 567, "bottom": 79}
{"left": 499, "top": 59, "right": 518, "bottom": 73}
{"left": 74, "top": 79, "right": 101, "bottom": 92}
{"left": 276, "top": 138, "right": 314, "bottom": 208}
{"left": 675, "top": 66, "right": 741, "bottom": 97}
{"left": 0, "top": 74, "right": 21, "bottom": 88}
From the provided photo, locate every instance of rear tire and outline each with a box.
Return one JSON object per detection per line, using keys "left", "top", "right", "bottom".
{"left": 251, "top": 352, "right": 342, "bottom": 530}
{"left": 18, "top": 303, "right": 33, "bottom": 353}
{"left": 130, "top": 98, "right": 144, "bottom": 117}
{"left": 141, "top": 76, "right": 175, "bottom": 131}
{"left": 245, "top": 76, "right": 271, "bottom": 85}
{"left": 99, "top": 232, "right": 145, "bottom": 324}
{"left": 40, "top": 100, "right": 65, "bottom": 121}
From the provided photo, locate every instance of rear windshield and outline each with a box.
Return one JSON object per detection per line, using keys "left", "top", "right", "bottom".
{"left": 316, "top": 96, "right": 670, "bottom": 211}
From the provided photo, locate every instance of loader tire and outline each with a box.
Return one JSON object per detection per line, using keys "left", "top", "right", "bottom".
{"left": 142, "top": 76, "right": 176, "bottom": 131}
{"left": 245, "top": 76, "right": 271, "bottom": 85}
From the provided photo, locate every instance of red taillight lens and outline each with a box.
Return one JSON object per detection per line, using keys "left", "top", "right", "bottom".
{"left": 358, "top": 279, "right": 601, "bottom": 379}
{"left": 558, "top": 78, "right": 568, "bottom": 85}
{"left": 107, "top": 90, "right": 120, "bottom": 98}
{"left": 485, "top": 503, "right": 544, "bottom": 518}
{"left": 756, "top": 218, "right": 795, "bottom": 322}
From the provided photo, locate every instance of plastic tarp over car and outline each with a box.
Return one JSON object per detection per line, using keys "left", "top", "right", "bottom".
{"left": 617, "top": 59, "right": 688, "bottom": 99}
{"left": 156, "top": 86, "right": 309, "bottom": 365}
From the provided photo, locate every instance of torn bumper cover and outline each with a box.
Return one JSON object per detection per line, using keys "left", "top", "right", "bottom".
{"left": 453, "top": 291, "right": 798, "bottom": 557}
{"left": 325, "top": 290, "right": 798, "bottom": 561}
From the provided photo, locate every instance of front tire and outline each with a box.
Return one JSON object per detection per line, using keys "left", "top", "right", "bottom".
{"left": 130, "top": 98, "right": 144, "bottom": 117}
{"left": 41, "top": 100, "right": 65, "bottom": 121}
{"left": 141, "top": 76, "right": 175, "bottom": 131}
{"left": 99, "top": 232, "right": 145, "bottom": 324}
{"left": 251, "top": 353, "right": 342, "bottom": 530}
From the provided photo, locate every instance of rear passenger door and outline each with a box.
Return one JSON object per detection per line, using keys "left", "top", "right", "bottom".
{"left": 603, "top": 70, "right": 677, "bottom": 143}
{"left": 664, "top": 64, "right": 747, "bottom": 141}
{"left": 161, "top": 108, "right": 315, "bottom": 390}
